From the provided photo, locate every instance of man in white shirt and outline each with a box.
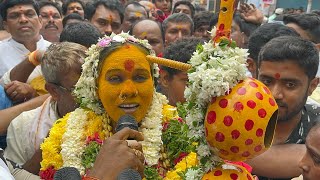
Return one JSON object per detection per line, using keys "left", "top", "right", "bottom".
{"left": 0, "top": 0, "right": 51, "bottom": 77}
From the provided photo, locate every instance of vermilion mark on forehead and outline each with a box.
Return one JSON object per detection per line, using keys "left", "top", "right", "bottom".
{"left": 124, "top": 60, "right": 135, "bottom": 72}
{"left": 107, "top": 15, "right": 113, "bottom": 24}
{"left": 274, "top": 73, "right": 281, "bottom": 79}
{"left": 135, "top": 12, "right": 142, "bottom": 17}
{"left": 48, "top": 10, "right": 53, "bottom": 16}
{"left": 140, "top": 31, "right": 148, "bottom": 38}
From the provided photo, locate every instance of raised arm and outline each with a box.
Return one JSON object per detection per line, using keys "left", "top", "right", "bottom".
{"left": 10, "top": 50, "right": 44, "bottom": 83}
{"left": 0, "top": 94, "right": 49, "bottom": 135}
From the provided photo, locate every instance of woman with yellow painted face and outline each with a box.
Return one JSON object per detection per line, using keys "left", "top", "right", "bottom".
{"left": 39, "top": 32, "right": 183, "bottom": 179}
{"left": 97, "top": 44, "right": 154, "bottom": 124}
{"left": 39, "top": 31, "right": 273, "bottom": 179}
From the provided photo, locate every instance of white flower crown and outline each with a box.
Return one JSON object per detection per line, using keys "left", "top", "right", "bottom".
{"left": 73, "top": 32, "right": 158, "bottom": 114}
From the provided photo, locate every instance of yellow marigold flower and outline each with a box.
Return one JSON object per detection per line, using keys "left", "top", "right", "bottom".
{"left": 162, "top": 104, "right": 178, "bottom": 122}
{"left": 40, "top": 113, "right": 69, "bottom": 170}
{"left": 164, "top": 170, "right": 181, "bottom": 180}
{"left": 85, "top": 110, "right": 106, "bottom": 139}
{"left": 192, "top": 142, "right": 199, "bottom": 146}
{"left": 164, "top": 152, "right": 198, "bottom": 179}
{"left": 175, "top": 152, "right": 198, "bottom": 172}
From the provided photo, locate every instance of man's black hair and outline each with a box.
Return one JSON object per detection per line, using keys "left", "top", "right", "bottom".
{"left": 130, "top": 19, "right": 164, "bottom": 42}
{"left": 233, "top": 13, "right": 259, "bottom": 38}
{"left": 172, "top": 0, "right": 195, "bottom": 18}
{"left": 162, "top": 37, "right": 204, "bottom": 78}
{"left": 38, "top": 0, "right": 62, "bottom": 16}
{"left": 258, "top": 36, "right": 319, "bottom": 80}
{"left": 162, "top": 13, "right": 194, "bottom": 37}
{"left": 62, "top": 13, "right": 84, "bottom": 27}
{"left": 0, "top": 0, "right": 40, "bottom": 21}
{"left": 85, "top": 0, "right": 124, "bottom": 23}
{"left": 248, "top": 23, "right": 300, "bottom": 63}
{"left": 283, "top": 13, "right": 320, "bottom": 43}
{"left": 60, "top": 21, "right": 101, "bottom": 48}
{"left": 193, "top": 11, "right": 214, "bottom": 31}
{"left": 61, "top": 0, "right": 85, "bottom": 15}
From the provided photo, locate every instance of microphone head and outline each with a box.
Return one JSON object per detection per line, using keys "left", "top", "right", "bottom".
{"left": 117, "top": 168, "right": 141, "bottom": 180}
{"left": 116, "top": 114, "right": 138, "bottom": 132}
{"left": 53, "top": 167, "right": 81, "bottom": 180}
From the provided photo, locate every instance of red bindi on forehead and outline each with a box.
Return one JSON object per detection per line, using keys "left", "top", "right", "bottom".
{"left": 124, "top": 60, "right": 135, "bottom": 72}
{"left": 274, "top": 73, "right": 281, "bottom": 79}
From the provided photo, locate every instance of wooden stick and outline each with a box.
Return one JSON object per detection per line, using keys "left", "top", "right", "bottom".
{"left": 146, "top": 55, "right": 192, "bottom": 71}
{"left": 214, "top": 0, "right": 237, "bottom": 42}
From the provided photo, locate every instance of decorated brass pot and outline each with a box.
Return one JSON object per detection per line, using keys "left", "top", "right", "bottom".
{"left": 202, "top": 162, "right": 254, "bottom": 180}
{"left": 204, "top": 78, "right": 278, "bottom": 161}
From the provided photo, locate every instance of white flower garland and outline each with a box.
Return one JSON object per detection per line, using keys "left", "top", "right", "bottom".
{"left": 184, "top": 28, "right": 249, "bottom": 177}
{"left": 73, "top": 32, "right": 158, "bottom": 115}
{"left": 61, "top": 108, "right": 88, "bottom": 174}
{"left": 60, "top": 91, "right": 166, "bottom": 174}
{"left": 140, "top": 92, "right": 168, "bottom": 165}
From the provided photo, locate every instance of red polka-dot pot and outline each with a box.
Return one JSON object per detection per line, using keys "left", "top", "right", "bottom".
{"left": 205, "top": 78, "right": 278, "bottom": 161}
{"left": 202, "top": 162, "right": 254, "bottom": 180}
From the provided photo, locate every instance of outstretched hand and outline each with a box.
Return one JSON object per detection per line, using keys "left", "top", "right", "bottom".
{"left": 239, "top": 3, "right": 265, "bottom": 25}
{"left": 87, "top": 128, "right": 145, "bottom": 180}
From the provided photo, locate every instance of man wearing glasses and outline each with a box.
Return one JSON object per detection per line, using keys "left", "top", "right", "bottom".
{"left": 4, "top": 42, "right": 86, "bottom": 175}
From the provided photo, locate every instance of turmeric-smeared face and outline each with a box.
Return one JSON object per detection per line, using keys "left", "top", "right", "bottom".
{"left": 98, "top": 45, "right": 154, "bottom": 123}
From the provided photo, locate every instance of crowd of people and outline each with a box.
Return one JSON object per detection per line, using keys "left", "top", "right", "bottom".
{"left": 0, "top": 0, "right": 319, "bottom": 179}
